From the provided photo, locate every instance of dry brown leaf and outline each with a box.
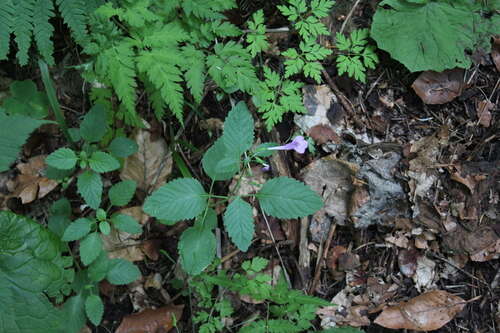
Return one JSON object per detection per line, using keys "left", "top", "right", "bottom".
{"left": 374, "top": 290, "right": 465, "bottom": 331}
{"left": 398, "top": 249, "right": 418, "bottom": 277}
{"left": 120, "top": 129, "right": 172, "bottom": 193}
{"left": 411, "top": 69, "right": 465, "bottom": 104}
{"left": 13, "top": 155, "right": 58, "bottom": 204}
{"left": 116, "top": 305, "right": 183, "bottom": 333}
{"left": 476, "top": 100, "right": 493, "bottom": 128}
{"left": 308, "top": 124, "right": 341, "bottom": 144}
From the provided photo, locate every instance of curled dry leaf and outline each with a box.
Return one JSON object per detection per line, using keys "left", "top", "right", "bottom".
{"left": 116, "top": 305, "right": 183, "bottom": 333}
{"left": 374, "top": 290, "right": 465, "bottom": 331}
{"left": 411, "top": 69, "right": 466, "bottom": 104}
{"left": 120, "top": 129, "right": 172, "bottom": 193}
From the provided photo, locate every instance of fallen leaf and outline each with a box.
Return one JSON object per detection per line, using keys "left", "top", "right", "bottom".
{"left": 413, "top": 255, "right": 436, "bottom": 291}
{"left": 411, "top": 69, "right": 466, "bottom": 104}
{"left": 13, "top": 155, "right": 58, "bottom": 204}
{"left": 318, "top": 288, "right": 371, "bottom": 328}
{"left": 374, "top": 290, "right": 465, "bottom": 331}
{"left": 116, "top": 305, "right": 183, "bottom": 333}
{"left": 308, "top": 124, "right": 341, "bottom": 144}
{"left": 120, "top": 129, "right": 172, "bottom": 193}
{"left": 398, "top": 249, "right": 418, "bottom": 278}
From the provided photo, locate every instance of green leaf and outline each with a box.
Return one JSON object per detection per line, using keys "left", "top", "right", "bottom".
{"left": 80, "top": 232, "right": 103, "bottom": 266}
{"left": 257, "top": 177, "right": 323, "bottom": 218}
{"left": 319, "top": 327, "right": 365, "bottom": 333}
{"left": 61, "top": 294, "right": 86, "bottom": 333}
{"left": 106, "top": 259, "right": 140, "bottom": 285}
{"left": 223, "top": 197, "right": 254, "bottom": 252}
{"left": 99, "top": 221, "right": 111, "bottom": 235}
{"left": 108, "top": 137, "right": 138, "bottom": 158}
{"left": 88, "top": 251, "right": 110, "bottom": 282}
{"left": 0, "top": 211, "right": 69, "bottom": 333}
{"left": 61, "top": 218, "right": 93, "bottom": 241}
{"left": 85, "top": 295, "right": 104, "bottom": 326}
{"left": 370, "top": 0, "right": 497, "bottom": 72}
{"left": 178, "top": 222, "right": 216, "bottom": 275}
{"left": 48, "top": 198, "right": 72, "bottom": 237}
{"left": 0, "top": 112, "right": 50, "bottom": 172}
{"left": 80, "top": 104, "right": 108, "bottom": 143}
{"left": 46, "top": 148, "right": 78, "bottom": 170}
{"left": 77, "top": 170, "right": 103, "bottom": 209}
{"left": 109, "top": 180, "right": 136, "bottom": 206}
{"left": 222, "top": 101, "right": 254, "bottom": 156}
{"left": 3, "top": 80, "right": 49, "bottom": 118}
{"left": 111, "top": 214, "right": 142, "bottom": 234}
{"left": 88, "top": 151, "right": 120, "bottom": 173}
{"left": 143, "top": 178, "right": 207, "bottom": 222}
{"left": 202, "top": 137, "right": 240, "bottom": 181}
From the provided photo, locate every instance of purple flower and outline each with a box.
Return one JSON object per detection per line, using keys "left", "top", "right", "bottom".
{"left": 261, "top": 163, "right": 270, "bottom": 172}
{"left": 268, "top": 136, "right": 308, "bottom": 154}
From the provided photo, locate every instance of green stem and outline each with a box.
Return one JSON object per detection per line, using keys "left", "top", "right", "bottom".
{"left": 38, "top": 59, "right": 74, "bottom": 145}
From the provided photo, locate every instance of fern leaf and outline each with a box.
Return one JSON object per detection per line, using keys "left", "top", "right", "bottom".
{"left": 0, "top": 0, "right": 14, "bottom": 60}
{"left": 182, "top": 45, "right": 206, "bottom": 104}
{"left": 13, "top": 0, "right": 35, "bottom": 66}
{"left": 137, "top": 49, "right": 184, "bottom": 121}
{"left": 56, "top": 0, "right": 87, "bottom": 42}
{"left": 33, "top": 0, "right": 55, "bottom": 65}
{"left": 105, "top": 43, "right": 138, "bottom": 125}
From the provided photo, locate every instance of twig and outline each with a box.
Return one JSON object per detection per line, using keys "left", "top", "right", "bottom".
{"left": 428, "top": 253, "right": 490, "bottom": 288}
{"left": 308, "top": 222, "right": 336, "bottom": 294}
{"left": 339, "top": 0, "right": 362, "bottom": 35}
{"left": 322, "top": 69, "right": 355, "bottom": 116}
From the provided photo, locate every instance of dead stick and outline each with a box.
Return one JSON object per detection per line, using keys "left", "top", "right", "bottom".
{"left": 322, "top": 69, "right": 355, "bottom": 116}
{"left": 308, "top": 222, "right": 337, "bottom": 294}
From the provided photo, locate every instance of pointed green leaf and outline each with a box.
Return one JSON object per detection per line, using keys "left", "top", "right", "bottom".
{"left": 178, "top": 223, "right": 216, "bottom": 275}
{"left": 257, "top": 177, "right": 323, "bottom": 218}
{"left": 108, "top": 137, "right": 138, "bottom": 158}
{"left": 202, "top": 138, "right": 240, "bottom": 181}
{"left": 46, "top": 148, "right": 78, "bottom": 170}
{"left": 106, "top": 259, "right": 140, "bottom": 285}
{"left": 223, "top": 197, "right": 254, "bottom": 252}
{"left": 61, "top": 218, "right": 93, "bottom": 241}
{"left": 111, "top": 214, "right": 142, "bottom": 234}
{"left": 80, "top": 232, "right": 102, "bottom": 266}
{"left": 143, "top": 178, "right": 207, "bottom": 222}
{"left": 88, "top": 251, "right": 110, "bottom": 282}
{"left": 85, "top": 294, "right": 104, "bottom": 326}
{"left": 61, "top": 294, "right": 86, "bottom": 333}
{"left": 221, "top": 101, "right": 254, "bottom": 155}
{"left": 77, "top": 170, "right": 102, "bottom": 209}
{"left": 109, "top": 180, "right": 136, "bottom": 207}
{"left": 88, "top": 151, "right": 120, "bottom": 173}
{"left": 80, "top": 104, "right": 108, "bottom": 143}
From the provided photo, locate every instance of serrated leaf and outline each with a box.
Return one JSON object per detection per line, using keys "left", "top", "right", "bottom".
{"left": 46, "top": 148, "right": 78, "bottom": 170}
{"left": 61, "top": 218, "right": 93, "bottom": 241}
{"left": 106, "top": 258, "right": 140, "bottom": 285}
{"left": 111, "top": 214, "right": 142, "bottom": 234}
{"left": 88, "top": 251, "right": 110, "bottom": 282}
{"left": 85, "top": 294, "right": 104, "bottom": 326}
{"left": 108, "top": 137, "right": 138, "bottom": 158}
{"left": 80, "top": 232, "right": 103, "bottom": 266}
{"left": 109, "top": 180, "right": 136, "bottom": 206}
{"left": 77, "top": 170, "right": 102, "bottom": 209}
{"left": 143, "top": 178, "right": 207, "bottom": 222}
{"left": 3, "top": 80, "right": 49, "bottom": 118}
{"left": 61, "top": 294, "right": 86, "bottom": 333}
{"left": 88, "top": 151, "right": 120, "bottom": 173}
{"left": 201, "top": 138, "right": 240, "bottom": 181}
{"left": 222, "top": 101, "right": 254, "bottom": 155}
{"left": 370, "top": 0, "right": 497, "bottom": 72}
{"left": 257, "top": 177, "right": 323, "bottom": 218}
{"left": 178, "top": 223, "right": 216, "bottom": 275}
{"left": 223, "top": 197, "right": 254, "bottom": 252}
{"left": 80, "top": 104, "right": 108, "bottom": 143}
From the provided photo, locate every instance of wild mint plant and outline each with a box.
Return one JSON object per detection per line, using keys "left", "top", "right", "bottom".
{"left": 143, "top": 102, "right": 323, "bottom": 275}
{"left": 45, "top": 104, "right": 138, "bottom": 209}
{"left": 335, "top": 29, "right": 379, "bottom": 83}
{"left": 189, "top": 257, "right": 331, "bottom": 332}
{"left": 278, "top": 0, "right": 334, "bottom": 83}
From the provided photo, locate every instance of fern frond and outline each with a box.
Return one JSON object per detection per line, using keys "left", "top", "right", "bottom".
{"left": 33, "top": 0, "right": 55, "bottom": 65}
{"left": 181, "top": 45, "right": 206, "bottom": 104}
{"left": 182, "top": 0, "right": 236, "bottom": 19}
{"left": 13, "top": 0, "right": 35, "bottom": 66}
{"left": 0, "top": 0, "right": 14, "bottom": 60}
{"left": 56, "top": 0, "right": 87, "bottom": 42}
{"left": 137, "top": 49, "right": 185, "bottom": 122}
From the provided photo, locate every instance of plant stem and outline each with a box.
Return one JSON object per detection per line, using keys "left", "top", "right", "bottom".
{"left": 38, "top": 59, "right": 74, "bottom": 145}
